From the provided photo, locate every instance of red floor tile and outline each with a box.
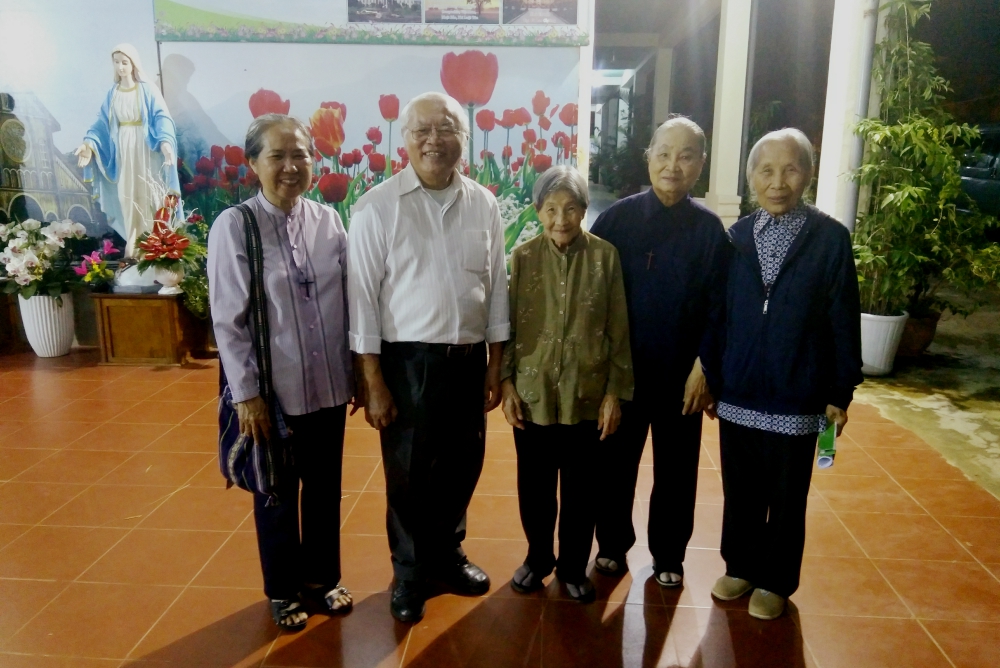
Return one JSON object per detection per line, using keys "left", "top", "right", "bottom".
{"left": 341, "top": 455, "right": 381, "bottom": 493}
{"left": 875, "top": 559, "right": 1000, "bottom": 622}
{"left": 0, "top": 449, "right": 57, "bottom": 481}
{"left": 144, "top": 424, "right": 220, "bottom": 454}
{"left": 863, "top": 446, "right": 969, "bottom": 480}
{"left": 98, "top": 452, "right": 214, "bottom": 487}
{"left": 340, "top": 491, "right": 388, "bottom": 536}
{"left": 922, "top": 620, "right": 1000, "bottom": 668}
{"left": 193, "top": 530, "right": 266, "bottom": 591}
{"left": 15, "top": 450, "right": 133, "bottom": 484}
{"left": 0, "top": 421, "right": 100, "bottom": 449}
{"left": 64, "top": 423, "right": 174, "bottom": 452}
{"left": 845, "top": 422, "right": 933, "bottom": 449}
{"left": 0, "top": 525, "right": 127, "bottom": 580}
{"left": 798, "top": 614, "right": 952, "bottom": 668}
{"left": 147, "top": 381, "right": 220, "bottom": 402}
{"left": 79, "top": 380, "right": 164, "bottom": 402}
{"left": 138, "top": 486, "right": 252, "bottom": 531}
{"left": 0, "top": 579, "right": 68, "bottom": 642}
{"left": 81, "top": 528, "right": 229, "bottom": 585}
{"left": 811, "top": 474, "right": 926, "bottom": 514}
{"left": 115, "top": 399, "right": 208, "bottom": 425}
{"left": 936, "top": 515, "right": 1000, "bottom": 563}
{"left": 793, "top": 556, "right": 910, "bottom": 617}
{"left": 48, "top": 399, "right": 137, "bottom": 423}
{"left": 838, "top": 512, "right": 974, "bottom": 561}
{"left": 40, "top": 484, "right": 175, "bottom": 529}
{"left": 128, "top": 586, "right": 276, "bottom": 667}
{"left": 0, "top": 523, "right": 30, "bottom": 550}
{"left": 0, "top": 481, "right": 87, "bottom": 524}
{"left": 897, "top": 478, "right": 1000, "bottom": 518}
{"left": 803, "top": 511, "right": 866, "bottom": 558}
{"left": 2, "top": 582, "right": 182, "bottom": 659}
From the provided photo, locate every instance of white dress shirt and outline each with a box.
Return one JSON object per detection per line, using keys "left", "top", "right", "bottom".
{"left": 348, "top": 164, "right": 510, "bottom": 354}
{"left": 208, "top": 192, "right": 353, "bottom": 415}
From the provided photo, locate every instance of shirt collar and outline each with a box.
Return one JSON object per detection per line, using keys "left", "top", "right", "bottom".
{"left": 255, "top": 190, "right": 303, "bottom": 219}
{"left": 397, "top": 163, "right": 464, "bottom": 198}
{"left": 643, "top": 189, "right": 693, "bottom": 218}
{"left": 755, "top": 204, "right": 808, "bottom": 233}
{"left": 545, "top": 229, "right": 589, "bottom": 257}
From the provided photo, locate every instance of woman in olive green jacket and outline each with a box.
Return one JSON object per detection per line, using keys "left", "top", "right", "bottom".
{"left": 501, "top": 165, "right": 634, "bottom": 603}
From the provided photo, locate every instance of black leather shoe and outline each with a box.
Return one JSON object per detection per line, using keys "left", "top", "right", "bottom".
{"left": 390, "top": 579, "right": 425, "bottom": 623}
{"left": 435, "top": 559, "right": 491, "bottom": 596}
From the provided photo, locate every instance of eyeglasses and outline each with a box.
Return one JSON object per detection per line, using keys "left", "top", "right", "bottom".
{"left": 406, "top": 125, "right": 462, "bottom": 141}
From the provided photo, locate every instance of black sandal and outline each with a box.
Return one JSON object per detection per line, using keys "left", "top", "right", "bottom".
{"left": 510, "top": 564, "right": 547, "bottom": 594}
{"left": 594, "top": 556, "right": 626, "bottom": 577}
{"left": 564, "top": 578, "right": 596, "bottom": 603}
{"left": 319, "top": 585, "right": 354, "bottom": 615}
{"left": 270, "top": 598, "right": 307, "bottom": 632}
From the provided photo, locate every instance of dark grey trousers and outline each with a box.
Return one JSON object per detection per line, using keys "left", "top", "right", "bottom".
{"left": 378, "top": 341, "right": 487, "bottom": 581}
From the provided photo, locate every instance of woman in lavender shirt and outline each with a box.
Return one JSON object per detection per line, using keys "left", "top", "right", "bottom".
{"left": 208, "top": 114, "right": 355, "bottom": 631}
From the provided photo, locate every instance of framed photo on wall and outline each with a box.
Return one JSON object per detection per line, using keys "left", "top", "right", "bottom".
{"left": 503, "top": 0, "right": 577, "bottom": 25}
{"left": 348, "top": 0, "right": 423, "bottom": 23}
{"left": 425, "top": 0, "right": 500, "bottom": 24}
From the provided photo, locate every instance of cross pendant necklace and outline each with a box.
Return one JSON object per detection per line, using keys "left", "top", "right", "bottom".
{"left": 646, "top": 250, "right": 655, "bottom": 270}
{"left": 298, "top": 273, "right": 315, "bottom": 298}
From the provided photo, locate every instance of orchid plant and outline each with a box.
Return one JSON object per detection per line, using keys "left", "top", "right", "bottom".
{"left": 0, "top": 219, "right": 88, "bottom": 301}
{"left": 73, "top": 239, "right": 120, "bottom": 290}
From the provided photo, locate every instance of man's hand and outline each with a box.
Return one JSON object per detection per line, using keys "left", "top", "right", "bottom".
{"left": 682, "top": 357, "right": 715, "bottom": 416}
{"left": 236, "top": 395, "right": 271, "bottom": 445}
{"left": 826, "top": 404, "right": 848, "bottom": 437}
{"left": 357, "top": 354, "right": 397, "bottom": 430}
{"left": 501, "top": 378, "right": 526, "bottom": 429}
{"left": 597, "top": 394, "right": 621, "bottom": 441}
{"left": 483, "top": 342, "right": 504, "bottom": 413}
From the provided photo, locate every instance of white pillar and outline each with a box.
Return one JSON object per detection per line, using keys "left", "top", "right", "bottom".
{"left": 704, "top": 0, "right": 753, "bottom": 227}
{"left": 652, "top": 47, "right": 673, "bottom": 130}
{"left": 576, "top": 0, "right": 597, "bottom": 177}
{"left": 816, "top": 0, "right": 879, "bottom": 224}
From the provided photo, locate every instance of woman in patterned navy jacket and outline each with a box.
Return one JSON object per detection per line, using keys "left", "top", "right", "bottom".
{"left": 701, "top": 128, "right": 863, "bottom": 621}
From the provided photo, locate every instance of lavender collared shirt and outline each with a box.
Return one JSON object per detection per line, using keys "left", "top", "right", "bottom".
{"left": 208, "top": 192, "right": 353, "bottom": 416}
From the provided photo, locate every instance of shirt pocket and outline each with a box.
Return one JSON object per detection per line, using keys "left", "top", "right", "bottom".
{"left": 463, "top": 229, "right": 490, "bottom": 274}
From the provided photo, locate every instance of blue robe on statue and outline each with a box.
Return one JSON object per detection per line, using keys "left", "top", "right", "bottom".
{"left": 83, "top": 81, "right": 181, "bottom": 241}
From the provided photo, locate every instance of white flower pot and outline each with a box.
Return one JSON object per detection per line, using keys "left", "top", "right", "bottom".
{"left": 154, "top": 265, "right": 185, "bottom": 295}
{"left": 860, "top": 312, "right": 909, "bottom": 376}
{"left": 18, "top": 294, "right": 75, "bottom": 358}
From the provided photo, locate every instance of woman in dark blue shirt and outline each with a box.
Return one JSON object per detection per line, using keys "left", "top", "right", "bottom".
{"left": 704, "top": 128, "right": 863, "bottom": 621}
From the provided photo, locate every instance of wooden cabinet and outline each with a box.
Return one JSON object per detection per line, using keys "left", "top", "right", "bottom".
{"left": 92, "top": 293, "right": 203, "bottom": 365}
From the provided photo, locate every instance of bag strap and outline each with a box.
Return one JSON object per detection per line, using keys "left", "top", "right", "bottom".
{"left": 235, "top": 203, "right": 275, "bottom": 408}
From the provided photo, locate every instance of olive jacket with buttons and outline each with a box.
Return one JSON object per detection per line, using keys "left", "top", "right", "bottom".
{"left": 501, "top": 231, "right": 634, "bottom": 426}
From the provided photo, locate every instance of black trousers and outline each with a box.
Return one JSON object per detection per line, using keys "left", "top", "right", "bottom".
{"left": 719, "top": 419, "right": 817, "bottom": 598}
{"left": 379, "top": 341, "right": 487, "bottom": 581}
{"left": 594, "top": 395, "right": 703, "bottom": 574}
{"left": 513, "top": 420, "right": 600, "bottom": 584}
{"left": 253, "top": 404, "right": 347, "bottom": 600}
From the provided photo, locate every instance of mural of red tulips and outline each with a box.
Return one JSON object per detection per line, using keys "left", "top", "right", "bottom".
{"left": 318, "top": 172, "right": 350, "bottom": 203}
{"left": 249, "top": 89, "right": 290, "bottom": 118}
{"left": 179, "top": 49, "right": 578, "bottom": 275}
{"left": 311, "top": 107, "right": 346, "bottom": 159}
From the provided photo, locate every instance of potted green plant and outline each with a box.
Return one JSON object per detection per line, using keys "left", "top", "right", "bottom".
{"left": 852, "top": 0, "right": 1000, "bottom": 373}
{"left": 0, "top": 219, "right": 87, "bottom": 357}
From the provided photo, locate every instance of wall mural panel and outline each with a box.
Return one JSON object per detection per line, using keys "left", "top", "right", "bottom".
{"left": 161, "top": 41, "right": 581, "bottom": 260}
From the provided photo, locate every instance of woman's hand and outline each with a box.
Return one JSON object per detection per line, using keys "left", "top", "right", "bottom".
{"left": 682, "top": 358, "right": 715, "bottom": 416}
{"left": 597, "top": 394, "right": 621, "bottom": 441}
{"left": 501, "top": 378, "right": 526, "bottom": 430}
{"left": 236, "top": 395, "right": 272, "bottom": 445}
{"left": 826, "top": 404, "right": 848, "bottom": 437}
{"left": 159, "top": 141, "right": 175, "bottom": 166}
{"left": 74, "top": 143, "right": 93, "bottom": 168}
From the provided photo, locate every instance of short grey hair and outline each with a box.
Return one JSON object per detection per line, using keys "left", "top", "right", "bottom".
{"left": 245, "top": 114, "right": 315, "bottom": 161}
{"left": 532, "top": 165, "right": 589, "bottom": 210}
{"left": 399, "top": 92, "right": 470, "bottom": 150}
{"left": 646, "top": 115, "right": 707, "bottom": 158}
{"left": 746, "top": 128, "right": 814, "bottom": 183}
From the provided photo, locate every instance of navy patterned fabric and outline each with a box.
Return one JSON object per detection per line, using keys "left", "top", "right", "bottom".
{"left": 753, "top": 206, "right": 808, "bottom": 287}
{"left": 717, "top": 205, "right": 825, "bottom": 436}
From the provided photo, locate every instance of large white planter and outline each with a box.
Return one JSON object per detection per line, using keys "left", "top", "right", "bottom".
{"left": 18, "top": 294, "right": 75, "bottom": 358}
{"left": 860, "top": 312, "right": 909, "bottom": 376}
{"left": 154, "top": 265, "right": 185, "bottom": 295}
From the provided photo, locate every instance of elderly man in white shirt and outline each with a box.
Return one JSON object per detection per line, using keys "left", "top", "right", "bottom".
{"left": 348, "top": 92, "right": 509, "bottom": 623}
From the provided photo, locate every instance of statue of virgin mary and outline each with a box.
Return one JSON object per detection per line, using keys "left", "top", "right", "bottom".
{"left": 75, "top": 44, "right": 181, "bottom": 257}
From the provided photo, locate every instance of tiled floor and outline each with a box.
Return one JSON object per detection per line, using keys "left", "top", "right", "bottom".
{"left": 1, "top": 351, "right": 999, "bottom": 667}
